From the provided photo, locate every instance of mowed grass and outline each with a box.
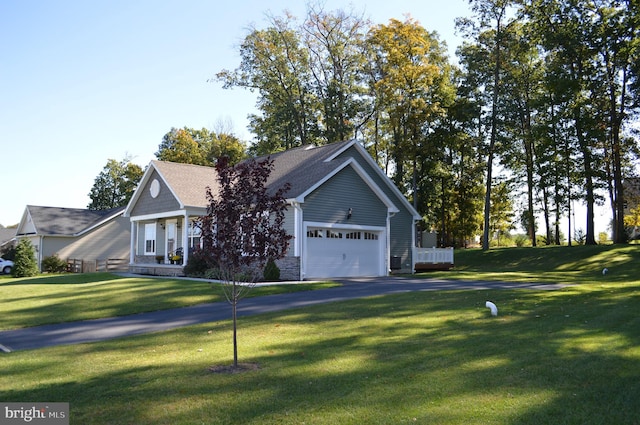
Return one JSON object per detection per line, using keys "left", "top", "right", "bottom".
{"left": 0, "top": 273, "right": 337, "bottom": 330}
{"left": 422, "top": 244, "right": 640, "bottom": 285}
{"left": 1, "top": 245, "right": 639, "bottom": 424}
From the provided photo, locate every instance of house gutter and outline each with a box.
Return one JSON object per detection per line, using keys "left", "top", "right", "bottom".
{"left": 387, "top": 211, "right": 396, "bottom": 275}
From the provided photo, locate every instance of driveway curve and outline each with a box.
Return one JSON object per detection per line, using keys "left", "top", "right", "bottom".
{"left": 0, "top": 276, "right": 566, "bottom": 352}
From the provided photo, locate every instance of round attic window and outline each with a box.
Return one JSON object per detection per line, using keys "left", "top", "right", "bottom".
{"left": 149, "top": 179, "right": 160, "bottom": 198}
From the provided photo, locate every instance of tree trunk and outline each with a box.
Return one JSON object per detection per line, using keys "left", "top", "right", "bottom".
{"left": 482, "top": 6, "right": 503, "bottom": 251}
{"left": 576, "top": 114, "right": 597, "bottom": 246}
{"left": 232, "top": 283, "right": 238, "bottom": 368}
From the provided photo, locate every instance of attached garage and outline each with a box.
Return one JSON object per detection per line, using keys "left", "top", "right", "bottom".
{"left": 304, "top": 225, "right": 386, "bottom": 278}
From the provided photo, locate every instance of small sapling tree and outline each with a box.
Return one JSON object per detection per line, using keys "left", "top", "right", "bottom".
{"left": 201, "top": 156, "right": 291, "bottom": 369}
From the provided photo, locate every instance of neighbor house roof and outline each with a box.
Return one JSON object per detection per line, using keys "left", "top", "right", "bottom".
{"left": 0, "top": 227, "right": 16, "bottom": 247}
{"left": 17, "top": 206, "right": 125, "bottom": 236}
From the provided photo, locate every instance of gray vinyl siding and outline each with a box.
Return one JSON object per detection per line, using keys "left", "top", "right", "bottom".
{"left": 335, "top": 146, "right": 415, "bottom": 267}
{"left": 40, "top": 236, "right": 68, "bottom": 259}
{"left": 25, "top": 216, "right": 131, "bottom": 270}
{"left": 302, "top": 166, "right": 387, "bottom": 227}
{"left": 283, "top": 205, "right": 295, "bottom": 257}
{"left": 130, "top": 170, "right": 181, "bottom": 216}
{"left": 55, "top": 216, "right": 130, "bottom": 260}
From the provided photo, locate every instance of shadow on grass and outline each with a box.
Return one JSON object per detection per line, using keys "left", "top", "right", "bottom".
{"left": 2, "top": 282, "right": 640, "bottom": 424}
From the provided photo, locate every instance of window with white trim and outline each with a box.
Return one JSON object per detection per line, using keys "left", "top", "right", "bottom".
{"left": 188, "top": 220, "right": 202, "bottom": 249}
{"left": 144, "top": 223, "right": 156, "bottom": 254}
{"left": 364, "top": 232, "right": 378, "bottom": 240}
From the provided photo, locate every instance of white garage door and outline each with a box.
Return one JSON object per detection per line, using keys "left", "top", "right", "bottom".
{"left": 305, "top": 226, "right": 383, "bottom": 278}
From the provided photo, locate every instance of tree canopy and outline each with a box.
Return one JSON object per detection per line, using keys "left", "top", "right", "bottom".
{"left": 215, "top": 1, "right": 639, "bottom": 246}
{"left": 155, "top": 127, "right": 246, "bottom": 166}
{"left": 87, "top": 157, "right": 143, "bottom": 211}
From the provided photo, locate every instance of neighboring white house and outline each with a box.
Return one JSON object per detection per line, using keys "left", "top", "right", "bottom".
{"left": 124, "top": 140, "right": 427, "bottom": 280}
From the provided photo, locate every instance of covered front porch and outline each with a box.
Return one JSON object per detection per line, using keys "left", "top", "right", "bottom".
{"left": 128, "top": 213, "right": 202, "bottom": 276}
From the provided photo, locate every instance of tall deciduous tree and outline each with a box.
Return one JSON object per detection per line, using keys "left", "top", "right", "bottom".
{"left": 592, "top": 1, "right": 639, "bottom": 243}
{"left": 87, "top": 156, "right": 143, "bottom": 210}
{"left": 303, "top": 5, "right": 371, "bottom": 142}
{"left": 200, "top": 156, "right": 291, "bottom": 369}
{"left": 156, "top": 127, "right": 246, "bottom": 166}
{"left": 490, "top": 178, "right": 516, "bottom": 246}
{"left": 217, "top": 14, "right": 317, "bottom": 153}
{"left": 458, "top": 0, "right": 514, "bottom": 251}
{"left": 367, "top": 17, "right": 453, "bottom": 209}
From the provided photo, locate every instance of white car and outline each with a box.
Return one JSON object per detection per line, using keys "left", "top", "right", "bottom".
{"left": 0, "top": 258, "right": 13, "bottom": 274}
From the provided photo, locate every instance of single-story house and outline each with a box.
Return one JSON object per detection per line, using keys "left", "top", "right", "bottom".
{"left": 15, "top": 205, "right": 130, "bottom": 272}
{"left": 124, "top": 139, "right": 424, "bottom": 280}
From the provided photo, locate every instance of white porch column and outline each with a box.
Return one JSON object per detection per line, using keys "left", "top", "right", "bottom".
{"left": 182, "top": 212, "right": 189, "bottom": 266}
{"left": 129, "top": 221, "right": 136, "bottom": 265}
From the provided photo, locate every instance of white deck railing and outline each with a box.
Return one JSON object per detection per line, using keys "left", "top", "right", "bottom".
{"left": 414, "top": 247, "right": 454, "bottom": 264}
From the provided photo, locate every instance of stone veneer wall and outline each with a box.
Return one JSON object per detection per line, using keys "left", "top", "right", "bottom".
{"left": 274, "top": 256, "right": 300, "bottom": 281}
{"left": 129, "top": 256, "right": 301, "bottom": 281}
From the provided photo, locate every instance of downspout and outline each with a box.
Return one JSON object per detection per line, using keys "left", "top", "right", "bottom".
{"left": 412, "top": 217, "right": 419, "bottom": 275}
{"left": 39, "top": 235, "right": 44, "bottom": 272}
{"left": 387, "top": 211, "right": 396, "bottom": 275}
{"left": 293, "top": 202, "right": 304, "bottom": 280}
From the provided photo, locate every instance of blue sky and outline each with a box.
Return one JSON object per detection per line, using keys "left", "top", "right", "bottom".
{"left": 0, "top": 0, "right": 471, "bottom": 226}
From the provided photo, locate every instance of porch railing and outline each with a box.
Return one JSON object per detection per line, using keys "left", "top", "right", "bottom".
{"left": 414, "top": 247, "right": 454, "bottom": 265}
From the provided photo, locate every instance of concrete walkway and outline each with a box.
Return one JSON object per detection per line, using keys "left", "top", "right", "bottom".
{"left": 0, "top": 276, "right": 566, "bottom": 352}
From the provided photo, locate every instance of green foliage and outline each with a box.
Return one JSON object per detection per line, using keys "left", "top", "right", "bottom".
{"left": 598, "top": 232, "right": 609, "bottom": 244}
{"left": 183, "top": 249, "right": 218, "bottom": 278}
{"left": 1, "top": 245, "right": 16, "bottom": 261}
{"left": 489, "top": 178, "right": 515, "bottom": 246}
{"left": 12, "top": 239, "right": 39, "bottom": 277}
{"left": 41, "top": 254, "right": 68, "bottom": 273}
{"left": 263, "top": 258, "right": 281, "bottom": 281}
{"left": 514, "top": 234, "right": 530, "bottom": 247}
{"left": 87, "top": 156, "right": 143, "bottom": 210}
{"left": 156, "top": 127, "right": 246, "bottom": 166}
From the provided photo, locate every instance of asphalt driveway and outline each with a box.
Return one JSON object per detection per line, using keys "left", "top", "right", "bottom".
{"left": 0, "top": 276, "right": 566, "bottom": 352}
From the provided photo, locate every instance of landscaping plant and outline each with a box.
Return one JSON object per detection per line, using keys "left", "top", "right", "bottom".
{"left": 11, "top": 239, "right": 38, "bottom": 277}
{"left": 200, "top": 155, "right": 292, "bottom": 368}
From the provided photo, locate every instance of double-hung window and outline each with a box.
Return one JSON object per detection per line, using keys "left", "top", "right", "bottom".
{"left": 144, "top": 223, "right": 156, "bottom": 255}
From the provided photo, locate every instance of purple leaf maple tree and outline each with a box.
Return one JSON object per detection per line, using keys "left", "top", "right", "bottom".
{"left": 200, "top": 155, "right": 291, "bottom": 368}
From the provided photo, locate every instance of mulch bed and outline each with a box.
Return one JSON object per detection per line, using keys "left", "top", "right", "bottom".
{"left": 208, "top": 362, "right": 261, "bottom": 374}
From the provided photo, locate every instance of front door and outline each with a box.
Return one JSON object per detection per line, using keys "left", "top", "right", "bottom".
{"left": 165, "top": 219, "right": 177, "bottom": 260}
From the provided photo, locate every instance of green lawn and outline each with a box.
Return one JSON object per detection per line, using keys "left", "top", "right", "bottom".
{"left": 1, "top": 245, "right": 639, "bottom": 424}
{"left": 421, "top": 244, "right": 640, "bottom": 284}
{"left": 0, "top": 273, "right": 337, "bottom": 330}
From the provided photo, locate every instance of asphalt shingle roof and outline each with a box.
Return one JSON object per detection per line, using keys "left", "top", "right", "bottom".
{"left": 25, "top": 206, "right": 124, "bottom": 236}
{"left": 151, "top": 160, "right": 219, "bottom": 208}
{"left": 262, "top": 141, "right": 352, "bottom": 198}
{"left": 150, "top": 140, "right": 355, "bottom": 206}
